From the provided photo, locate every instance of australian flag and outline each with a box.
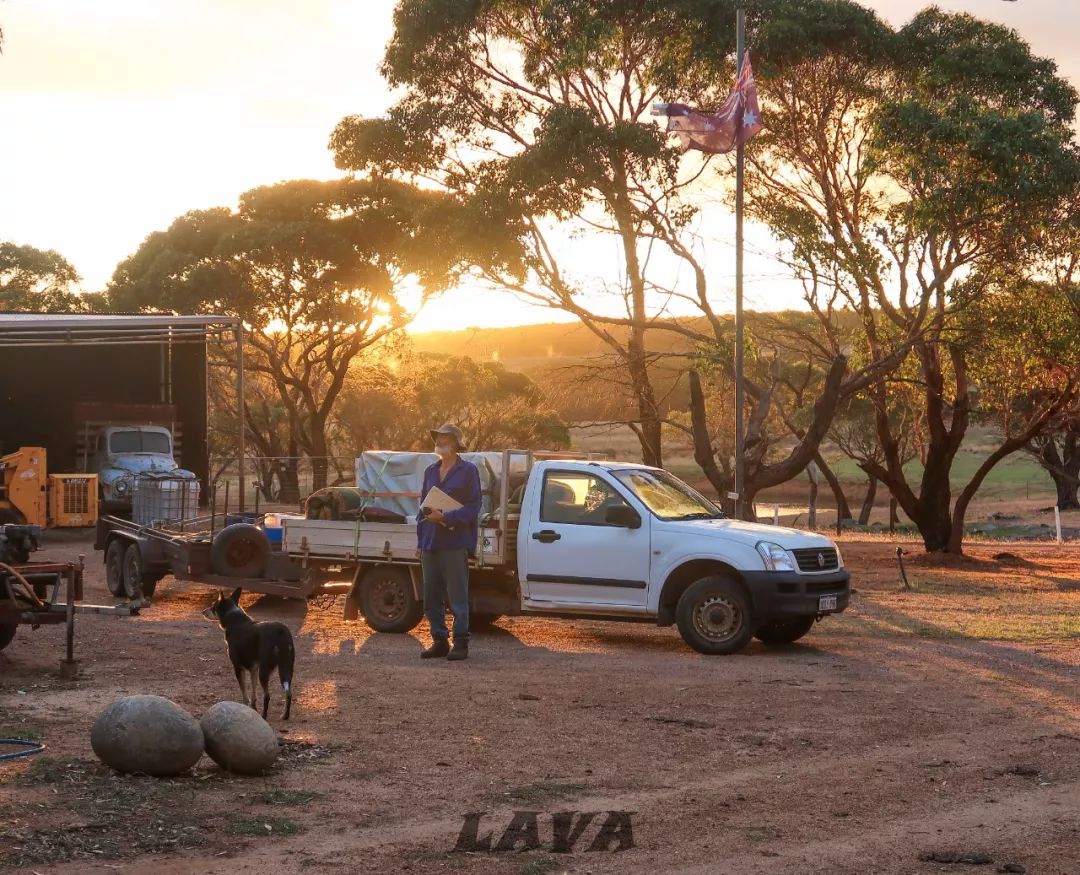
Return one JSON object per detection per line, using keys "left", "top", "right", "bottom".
{"left": 652, "top": 53, "right": 763, "bottom": 154}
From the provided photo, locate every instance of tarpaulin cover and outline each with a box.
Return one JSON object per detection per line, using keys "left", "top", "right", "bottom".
{"left": 353, "top": 452, "right": 529, "bottom": 520}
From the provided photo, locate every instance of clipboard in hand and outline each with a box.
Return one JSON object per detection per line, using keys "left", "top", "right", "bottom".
{"left": 420, "top": 486, "right": 463, "bottom": 514}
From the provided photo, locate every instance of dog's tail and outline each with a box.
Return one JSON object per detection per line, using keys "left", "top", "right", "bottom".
{"left": 275, "top": 626, "right": 296, "bottom": 692}
{"left": 274, "top": 627, "right": 295, "bottom": 720}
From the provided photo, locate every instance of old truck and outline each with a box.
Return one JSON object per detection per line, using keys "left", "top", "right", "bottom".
{"left": 95, "top": 451, "right": 850, "bottom": 654}
{"left": 91, "top": 425, "right": 197, "bottom": 512}
{"left": 72, "top": 403, "right": 197, "bottom": 513}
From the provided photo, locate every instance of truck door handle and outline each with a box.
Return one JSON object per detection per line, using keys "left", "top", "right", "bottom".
{"left": 532, "top": 530, "right": 561, "bottom": 543}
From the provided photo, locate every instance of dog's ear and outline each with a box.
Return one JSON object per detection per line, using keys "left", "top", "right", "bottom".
{"left": 229, "top": 586, "right": 243, "bottom": 603}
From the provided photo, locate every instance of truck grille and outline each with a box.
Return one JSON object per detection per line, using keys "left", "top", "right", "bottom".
{"left": 792, "top": 547, "right": 839, "bottom": 573}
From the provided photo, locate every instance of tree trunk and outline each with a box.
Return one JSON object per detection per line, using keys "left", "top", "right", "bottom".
{"left": 687, "top": 371, "right": 727, "bottom": 498}
{"left": 1037, "top": 434, "right": 1080, "bottom": 510}
{"left": 1053, "top": 473, "right": 1080, "bottom": 511}
{"left": 917, "top": 501, "right": 955, "bottom": 553}
{"left": 858, "top": 475, "right": 877, "bottom": 526}
{"left": 813, "top": 452, "right": 852, "bottom": 522}
{"left": 280, "top": 462, "right": 300, "bottom": 505}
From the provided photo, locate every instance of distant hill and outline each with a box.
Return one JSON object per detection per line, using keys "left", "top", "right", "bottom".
{"left": 410, "top": 320, "right": 689, "bottom": 362}
{"left": 410, "top": 321, "right": 698, "bottom": 418}
{"left": 409, "top": 312, "right": 830, "bottom": 419}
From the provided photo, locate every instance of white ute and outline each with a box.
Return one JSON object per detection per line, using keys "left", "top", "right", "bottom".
{"left": 286, "top": 455, "right": 851, "bottom": 655}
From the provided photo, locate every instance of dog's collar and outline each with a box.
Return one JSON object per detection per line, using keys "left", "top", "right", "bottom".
{"left": 219, "top": 604, "right": 246, "bottom": 620}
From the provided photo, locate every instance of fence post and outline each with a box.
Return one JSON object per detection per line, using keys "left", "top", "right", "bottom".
{"left": 773, "top": 504, "right": 779, "bottom": 525}
{"left": 807, "top": 460, "right": 819, "bottom": 530}
{"left": 889, "top": 497, "right": 898, "bottom": 534}
{"left": 1055, "top": 505, "right": 1062, "bottom": 544}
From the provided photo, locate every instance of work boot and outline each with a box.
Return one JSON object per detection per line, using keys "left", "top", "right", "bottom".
{"left": 420, "top": 639, "right": 451, "bottom": 659}
{"left": 447, "top": 643, "right": 469, "bottom": 661}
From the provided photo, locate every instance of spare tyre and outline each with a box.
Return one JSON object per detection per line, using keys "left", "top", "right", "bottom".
{"left": 210, "top": 524, "right": 270, "bottom": 579}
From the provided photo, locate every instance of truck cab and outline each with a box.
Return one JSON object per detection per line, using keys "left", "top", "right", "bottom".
{"left": 94, "top": 425, "right": 196, "bottom": 512}
{"left": 512, "top": 460, "right": 849, "bottom": 653}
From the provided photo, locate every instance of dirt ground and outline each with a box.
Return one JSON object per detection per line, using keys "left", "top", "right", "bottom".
{"left": 2, "top": 532, "right": 1079, "bottom": 875}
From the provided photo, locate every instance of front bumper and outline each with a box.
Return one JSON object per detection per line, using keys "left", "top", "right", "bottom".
{"left": 743, "top": 569, "right": 851, "bottom": 621}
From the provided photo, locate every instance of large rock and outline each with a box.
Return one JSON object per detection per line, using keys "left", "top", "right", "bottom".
{"left": 200, "top": 701, "right": 279, "bottom": 775}
{"left": 91, "top": 695, "right": 204, "bottom": 776}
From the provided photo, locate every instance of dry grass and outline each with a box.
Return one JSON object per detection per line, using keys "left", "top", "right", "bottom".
{"left": 832, "top": 542, "right": 1080, "bottom": 642}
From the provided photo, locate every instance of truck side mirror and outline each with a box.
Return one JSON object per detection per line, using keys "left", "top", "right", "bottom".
{"left": 605, "top": 505, "right": 642, "bottom": 529}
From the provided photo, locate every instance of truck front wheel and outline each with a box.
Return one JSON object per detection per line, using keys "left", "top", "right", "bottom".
{"left": 676, "top": 575, "right": 754, "bottom": 655}
{"left": 754, "top": 615, "right": 816, "bottom": 646}
{"left": 360, "top": 567, "right": 423, "bottom": 633}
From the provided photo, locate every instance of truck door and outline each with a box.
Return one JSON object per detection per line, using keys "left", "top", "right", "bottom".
{"left": 522, "top": 469, "right": 650, "bottom": 611}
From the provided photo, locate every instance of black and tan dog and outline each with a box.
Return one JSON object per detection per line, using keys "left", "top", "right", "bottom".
{"left": 203, "top": 587, "right": 295, "bottom": 720}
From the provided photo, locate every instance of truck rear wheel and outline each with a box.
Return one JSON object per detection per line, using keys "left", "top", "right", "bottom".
{"left": 0, "top": 623, "right": 16, "bottom": 651}
{"left": 360, "top": 566, "right": 423, "bottom": 633}
{"left": 105, "top": 540, "right": 127, "bottom": 596}
{"left": 754, "top": 615, "right": 816, "bottom": 646}
{"left": 676, "top": 575, "right": 754, "bottom": 655}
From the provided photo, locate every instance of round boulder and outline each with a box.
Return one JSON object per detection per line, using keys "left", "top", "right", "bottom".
{"left": 91, "top": 695, "right": 204, "bottom": 776}
{"left": 200, "top": 701, "right": 279, "bottom": 775}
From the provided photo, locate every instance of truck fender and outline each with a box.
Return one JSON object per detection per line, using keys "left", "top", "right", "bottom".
{"left": 656, "top": 558, "right": 749, "bottom": 626}
{"left": 343, "top": 562, "right": 422, "bottom": 622}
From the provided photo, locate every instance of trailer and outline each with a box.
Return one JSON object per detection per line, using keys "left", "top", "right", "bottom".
{"left": 0, "top": 525, "right": 137, "bottom": 669}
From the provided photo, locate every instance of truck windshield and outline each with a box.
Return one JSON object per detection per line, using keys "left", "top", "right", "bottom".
{"left": 612, "top": 469, "right": 724, "bottom": 521}
{"left": 109, "top": 430, "right": 171, "bottom": 455}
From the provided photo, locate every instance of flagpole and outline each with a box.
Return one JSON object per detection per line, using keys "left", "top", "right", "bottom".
{"left": 734, "top": 6, "right": 746, "bottom": 520}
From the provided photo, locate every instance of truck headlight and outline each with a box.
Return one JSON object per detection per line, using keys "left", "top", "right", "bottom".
{"left": 756, "top": 541, "right": 796, "bottom": 572}
{"left": 834, "top": 544, "right": 844, "bottom": 568}
{"left": 114, "top": 479, "right": 129, "bottom": 494}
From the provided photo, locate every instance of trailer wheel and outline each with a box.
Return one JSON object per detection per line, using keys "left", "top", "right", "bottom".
{"left": 675, "top": 575, "right": 754, "bottom": 655}
{"left": 0, "top": 623, "right": 16, "bottom": 651}
{"left": 211, "top": 524, "right": 270, "bottom": 579}
{"left": 360, "top": 566, "right": 423, "bottom": 633}
{"left": 105, "top": 540, "right": 127, "bottom": 597}
{"left": 754, "top": 615, "right": 816, "bottom": 646}
{"left": 122, "top": 543, "right": 149, "bottom": 600}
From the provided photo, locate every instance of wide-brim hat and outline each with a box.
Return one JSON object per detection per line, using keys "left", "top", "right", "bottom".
{"left": 429, "top": 423, "right": 467, "bottom": 451}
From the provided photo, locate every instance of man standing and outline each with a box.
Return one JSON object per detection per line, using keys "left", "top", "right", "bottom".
{"left": 416, "top": 423, "right": 482, "bottom": 661}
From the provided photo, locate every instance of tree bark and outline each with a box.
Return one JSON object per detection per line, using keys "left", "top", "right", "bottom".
{"left": 742, "top": 355, "right": 848, "bottom": 514}
{"left": 813, "top": 452, "right": 852, "bottom": 522}
{"left": 1036, "top": 431, "right": 1080, "bottom": 510}
{"left": 1053, "top": 473, "right": 1079, "bottom": 511}
{"left": 687, "top": 370, "right": 727, "bottom": 498}
{"left": 858, "top": 476, "right": 878, "bottom": 526}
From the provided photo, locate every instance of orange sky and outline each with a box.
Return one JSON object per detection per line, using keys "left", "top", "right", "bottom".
{"left": 0, "top": 0, "right": 1076, "bottom": 332}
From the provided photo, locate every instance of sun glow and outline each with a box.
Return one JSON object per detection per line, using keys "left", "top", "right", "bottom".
{"left": 1, "top": 1, "right": 1075, "bottom": 333}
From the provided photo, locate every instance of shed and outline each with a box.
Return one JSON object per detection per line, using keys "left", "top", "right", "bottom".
{"left": 0, "top": 314, "right": 244, "bottom": 508}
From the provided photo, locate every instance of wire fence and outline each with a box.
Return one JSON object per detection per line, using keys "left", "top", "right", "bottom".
{"left": 210, "top": 456, "right": 356, "bottom": 511}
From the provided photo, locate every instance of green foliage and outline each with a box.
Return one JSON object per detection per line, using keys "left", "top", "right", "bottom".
{"left": 0, "top": 241, "right": 88, "bottom": 313}
{"left": 336, "top": 351, "right": 570, "bottom": 453}
{"left": 111, "top": 177, "right": 514, "bottom": 489}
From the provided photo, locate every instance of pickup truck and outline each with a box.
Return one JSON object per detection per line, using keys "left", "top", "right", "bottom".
{"left": 95, "top": 453, "right": 850, "bottom": 654}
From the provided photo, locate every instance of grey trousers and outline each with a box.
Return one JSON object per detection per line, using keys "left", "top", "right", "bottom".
{"left": 421, "top": 548, "right": 470, "bottom": 644}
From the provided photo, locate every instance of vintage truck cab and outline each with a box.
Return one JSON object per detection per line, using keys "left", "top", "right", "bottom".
{"left": 93, "top": 425, "right": 197, "bottom": 512}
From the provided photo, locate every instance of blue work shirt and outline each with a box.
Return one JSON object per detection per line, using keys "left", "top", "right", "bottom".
{"left": 416, "top": 457, "right": 483, "bottom": 553}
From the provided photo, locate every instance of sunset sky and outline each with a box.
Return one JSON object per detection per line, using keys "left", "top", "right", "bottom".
{"left": 1, "top": 0, "right": 1076, "bottom": 332}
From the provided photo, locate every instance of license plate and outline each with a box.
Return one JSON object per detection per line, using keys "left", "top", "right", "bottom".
{"left": 818, "top": 595, "right": 838, "bottom": 611}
